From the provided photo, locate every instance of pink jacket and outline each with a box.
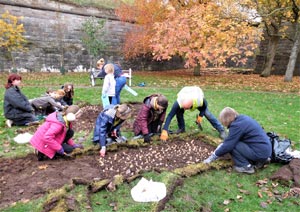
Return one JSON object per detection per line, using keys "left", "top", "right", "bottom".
{"left": 30, "top": 112, "right": 75, "bottom": 159}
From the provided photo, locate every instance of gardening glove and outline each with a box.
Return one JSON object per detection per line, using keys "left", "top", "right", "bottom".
{"left": 143, "top": 134, "right": 151, "bottom": 143}
{"left": 100, "top": 147, "right": 106, "bottom": 158}
{"left": 195, "top": 115, "right": 203, "bottom": 131}
{"left": 111, "top": 130, "right": 117, "bottom": 138}
{"left": 73, "top": 144, "right": 84, "bottom": 149}
{"left": 160, "top": 130, "right": 168, "bottom": 141}
{"left": 57, "top": 147, "right": 64, "bottom": 155}
{"left": 203, "top": 153, "right": 218, "bottom": 164}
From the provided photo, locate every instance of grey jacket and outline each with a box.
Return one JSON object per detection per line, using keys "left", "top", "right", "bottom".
{"left": 4, "top": 86, "right": 34, "bottom": 120}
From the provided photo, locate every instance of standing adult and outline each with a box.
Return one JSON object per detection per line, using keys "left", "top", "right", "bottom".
{"left": 133, "top": 94, "right": 168, "bottom": 143}
{"left": 160, "top": 86, "right": 226, "bottom": 141}
{"left": 96, "top": 58, "right": 127, "bottom": 104}
{"left": 203, "top": 107, "right": 272, "bottom": 174}
{"left": 4, "top": 73, "right": 39, "bottom": 127}
{"left": 93, "top": 104, "right": 132, "bottom": 157}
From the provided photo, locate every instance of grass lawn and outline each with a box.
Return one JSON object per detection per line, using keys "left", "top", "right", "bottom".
{"left": 0, "top": 70, "right": 299, "bottom": 211}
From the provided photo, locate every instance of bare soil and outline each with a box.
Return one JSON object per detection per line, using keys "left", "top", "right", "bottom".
{"left": 0, "top": 104, "right": 216, "bottom": 209}
{"left": 1, "top": 104, "right": 298, "bottom": 209}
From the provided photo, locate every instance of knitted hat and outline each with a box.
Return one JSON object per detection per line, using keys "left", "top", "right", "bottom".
{"left": 157, "top": 95, "right": 168, "bottom": 109}
{"left": 116, "top": 104, "right": 132, "bottom": 120}
{"left": 66, "top": 105, "right": 80, "bottom": 115}
{"left": 65, "top": 105, "right": 81, "bottom": 122}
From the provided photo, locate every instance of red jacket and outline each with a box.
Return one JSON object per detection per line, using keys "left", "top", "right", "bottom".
{"left": 30, "top": 112, "right": 75, "bottom": 159}
{"left": 133, "top": 94, "right": 166, "bottom": 136}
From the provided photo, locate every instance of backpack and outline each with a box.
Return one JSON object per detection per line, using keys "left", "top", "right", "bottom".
{"left": 267, "top": 132, "right": 293, "bottom": 164}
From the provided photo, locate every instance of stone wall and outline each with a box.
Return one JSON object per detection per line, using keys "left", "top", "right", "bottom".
{"left": 0, "top": 0, "right": 184, "bottom": 72}
{"left": 255, "top": 24, "right": 300, "bottom": 76}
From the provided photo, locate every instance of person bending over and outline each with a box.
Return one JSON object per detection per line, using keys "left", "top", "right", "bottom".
{"left": 203, "top": 107, "right": 272, "bottom": 174}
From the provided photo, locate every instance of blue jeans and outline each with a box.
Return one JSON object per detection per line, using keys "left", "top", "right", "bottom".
{"left": 231, "top": 142, "right": 269, "bottom": 167}
{"left": 204, "top": 108, "right": 224, "bottom": 132}
{"left": 176, "top": 108, "right": 224, "bottom": 132}
{"left": 112, "top": 76, "right": 126, "bottom": 104}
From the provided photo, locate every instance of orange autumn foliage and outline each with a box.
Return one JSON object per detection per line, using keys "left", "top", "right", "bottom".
{"left": 116, "top": 0, "right": 262, "bottom": 69}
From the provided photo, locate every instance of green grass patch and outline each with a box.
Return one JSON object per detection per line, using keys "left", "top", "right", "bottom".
{"left": 0, "top": 71, "right": 299, "bottom": 211}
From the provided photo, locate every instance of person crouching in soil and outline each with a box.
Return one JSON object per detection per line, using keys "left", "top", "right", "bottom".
{"left": 30, "top": 105, "right": 84, "bottom": 161}
{"left": 133, "top": 94, "right": 168, "bottom": 143}
{"left": 203, "top": 107, "right": 272, "bottom": 174}
{"left": 92, "top": 104, "right": 132, "bottom": 157}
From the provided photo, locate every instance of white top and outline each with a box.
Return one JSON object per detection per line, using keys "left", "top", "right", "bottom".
{"left": 102, "top": 73, "right": 116, "bottom": 96}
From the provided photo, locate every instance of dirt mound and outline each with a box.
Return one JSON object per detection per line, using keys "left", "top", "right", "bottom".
{"left": 270, "top": 159, "right": 300, "bottom": 187}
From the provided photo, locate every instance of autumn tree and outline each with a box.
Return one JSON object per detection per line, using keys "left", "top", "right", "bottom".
{"left": 151, "top": 0, "right": 261, "bottom": 72}
{"left": 284, "top": 0, "right": 300, "bottom": 82}
{"left": 115, "top": 0, "right": 169, "bottom": 62}
{"left": 254, "top": 0, "right": 293, "bottom": 77}
{"left": 0, "top": 11, "right": 27, "bottom": 70}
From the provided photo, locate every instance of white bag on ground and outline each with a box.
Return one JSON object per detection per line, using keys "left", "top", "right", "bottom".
{"left": 13, "top": 132, "right": 33, "bottom": 144}
{"left": 131, "top": 177, "right": 166, "bottom": 202}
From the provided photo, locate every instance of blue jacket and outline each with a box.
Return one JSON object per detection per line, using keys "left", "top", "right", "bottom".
{"left": 92, "top": 105, "right": 124, "bottom": 148}
{"left": 97, "top": 63, "right": 123, "bottom": 78}
{"left": 215, "top": 115, "right": 272, "bottom": 159}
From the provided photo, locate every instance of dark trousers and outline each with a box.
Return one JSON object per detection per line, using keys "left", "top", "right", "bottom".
{"left": 61, "top": 129, "right": 74, "bottom": 154}
{"left": 148, "top": 119, "right": 162, "bottom": 134}
{"left": 231, "top": 142, "right": 269, "bottom": 167}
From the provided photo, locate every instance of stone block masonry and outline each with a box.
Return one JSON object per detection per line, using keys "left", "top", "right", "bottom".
{"left": 0, "top": 0, "right": 135, "bottom": 72}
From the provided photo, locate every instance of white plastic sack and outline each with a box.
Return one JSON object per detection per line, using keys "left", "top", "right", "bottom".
{"left": 13, "top": 132, "right": 33, "bottom": 144}
{"left": 131, "top": 177, "right": 166, "bottom": 202}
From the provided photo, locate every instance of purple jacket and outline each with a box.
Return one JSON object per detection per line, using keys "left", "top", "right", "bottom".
{"left": 30, "top": 112, "right": 75, "bottom": 159}
{"left": 133, "top": 94, "right": 167, "bottom": 135}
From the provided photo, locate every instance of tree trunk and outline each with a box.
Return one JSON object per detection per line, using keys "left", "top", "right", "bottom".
{"left": 193, "top": 63, "right": 201, "bottom": 76}
{"left": 260, "top": 36, "right": 280, "bottom": 77}
{"left": 284, "top": 23, "right": 300, "bottom": 82}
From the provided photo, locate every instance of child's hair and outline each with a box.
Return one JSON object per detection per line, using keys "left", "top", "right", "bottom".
{"left": 56, "top": 89, "right": 66, "bottom": 97}
{"left": 5, "top": 73, "right": 22, "bottom": 89}
{"left": 63, "top": 83, "right": 74, "bottom": 98}
{"left": 104, "top": 64, "right": 114, "bottom": 74}
{"left": 46, "top": 88, "right": 54, "bottom": 94}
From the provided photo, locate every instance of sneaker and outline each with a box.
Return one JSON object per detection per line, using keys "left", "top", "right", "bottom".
{"left": 6, "top": 119, "right": 13, "bottom": 128}
{"left": 233, "top": 164, "right": 255, "bottom": 174}
{"left": 254, "top": 158, "right": 271, "bottom": 169}
{"left": 34, "top": 149, "right": 44, "bottom": 161}
{"left": 175, "top": 128, "right": 186, "bottom": 134}
{"left": 115, "top": 136, "right": 127, "bottom": 143}
{"left": 25, "top": 120, "right": 40, "bottom": 126}
{"left": 219, "top": 130, "right": 227, "bottom": 139}
{"left": 133, "top": 135, "right": 143, "bottom": 140}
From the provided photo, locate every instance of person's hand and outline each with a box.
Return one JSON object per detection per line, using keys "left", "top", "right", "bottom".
{"left": 73, "top": 144, "right": 84, "bottom": 149}
{"left": 160, "top": 130, "right": 168, "bottom": 141}
{"left": 102, "top": 94, "right": 107, "bottom": 98}
{"left": 100, "top": 147, "right": 106, "bottom": 157}
{"left": 203, "top": 153, "right": 218, "bottom": 164}
{"left": 144, "top": 134, "right": 151, "bottom": 143}
{"left": 111, "top": 130, "right": 117, "bottom": 137}
{"left": 195, "top": 115, "right": 203, "bottom": 130}
{"left": 57, "top": 147, "right": 64, "bottom": 155}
